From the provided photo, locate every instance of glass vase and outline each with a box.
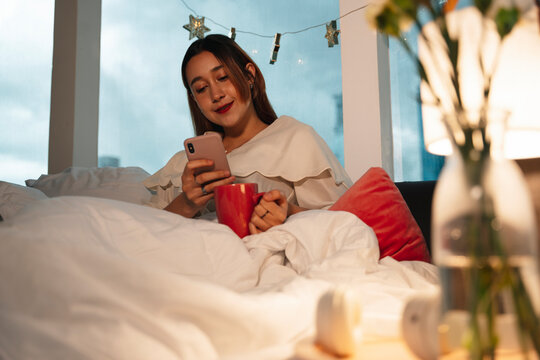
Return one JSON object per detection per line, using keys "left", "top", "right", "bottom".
{"left": 431, "top": 109, "right": 540, "bottom": 359}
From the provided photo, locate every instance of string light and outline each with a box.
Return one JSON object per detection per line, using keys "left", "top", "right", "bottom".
{"left": 182, "top": 15, "right": 210, "bottom": 40}
{"left": 179, "top": 0, "right": 369, "bottom": 63}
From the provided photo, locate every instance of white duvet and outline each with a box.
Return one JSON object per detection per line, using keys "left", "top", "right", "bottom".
{"left": 0, "top": 196, "right": 438, "bottom": 360}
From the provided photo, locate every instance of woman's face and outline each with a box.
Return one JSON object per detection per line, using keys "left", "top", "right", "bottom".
{"left": 185, "top": 51, "right": 255, "bottom": 132}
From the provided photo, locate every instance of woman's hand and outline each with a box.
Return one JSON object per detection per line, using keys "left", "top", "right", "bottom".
{"left": 165, "top": 159, "right": 235, "bottom": 217}
{"left": 248, "top": 190, "right": 289, "bottom": 235}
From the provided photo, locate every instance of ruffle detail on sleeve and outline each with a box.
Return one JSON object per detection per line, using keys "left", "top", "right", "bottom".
{"left": 143, "top": 151, "right": 188, "bottom": 191}
{"left": 228, "top": 116, "right": 352, "bottom": 187}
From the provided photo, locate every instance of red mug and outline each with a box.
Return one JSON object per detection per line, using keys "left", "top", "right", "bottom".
{"left": 214, "top": 183, "right": 264, "bottom": 238}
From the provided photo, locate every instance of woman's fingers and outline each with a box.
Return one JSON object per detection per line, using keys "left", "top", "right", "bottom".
{"left": 249, "top": 190, "right": 288, "bottom": 233}
{"left": 260, "top": 190, "right": 288, "bottom": 222}
{"left": 182, "top": 159, "right": 234, "bottom": 205}
{"left": 248, "top": 222, "right": 262, "bottom": 235}
{"left": 259, "top": 208, "right": 270, "bottom": 220}
{"left": 181, "top": 185, "right": 214, "bottom": 207}
{"left": 195, "top": 170, "right": 233, "bottom": 189}
{"left": 183, "top": 174, "right": 235, "bottom": 206}
{"left": 184, "top": 159, "right": 214, "bottom": 175}
{"left": 184, "top": 159, "right": 230, "bottom": 185}
{"left": 262, "top": 190, "right": 288, "bottom": 207}
{"left": 198, "top": 176, "right": 236, "bottom": 200}
{"left": 173, "top": 158, "right": 235, "bottom": 217}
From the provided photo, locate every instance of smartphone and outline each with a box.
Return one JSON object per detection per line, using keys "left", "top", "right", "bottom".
{"left": 184, "top": 132, "right": 230, "bottom": 175}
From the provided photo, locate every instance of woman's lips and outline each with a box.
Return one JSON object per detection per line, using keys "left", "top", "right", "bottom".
{"left": 216, "top": 102, "right": 233, "bottom": 114}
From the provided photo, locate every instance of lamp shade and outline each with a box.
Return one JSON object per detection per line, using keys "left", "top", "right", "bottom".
{"left": 420, "top": 7, "right": 540, "bottom": 159}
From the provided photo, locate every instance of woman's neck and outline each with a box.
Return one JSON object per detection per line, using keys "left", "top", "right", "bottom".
{"left": 222, "top": 114, "right": 268, "bottom": 153}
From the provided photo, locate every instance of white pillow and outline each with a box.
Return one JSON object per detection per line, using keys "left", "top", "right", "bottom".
{"left": 0, "top": 181, "right": 48, "bottom": 220}
{"left": 26, "top": 167, "right": 152, "bottom": 205}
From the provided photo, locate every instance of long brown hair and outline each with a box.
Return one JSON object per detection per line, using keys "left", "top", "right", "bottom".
{"left": 181, "top": 34, "right": 277, "bottom": 135}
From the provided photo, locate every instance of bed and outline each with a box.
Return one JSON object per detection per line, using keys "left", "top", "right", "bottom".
{"left": 0, "top": 166, "right": 439, "bottom": 360}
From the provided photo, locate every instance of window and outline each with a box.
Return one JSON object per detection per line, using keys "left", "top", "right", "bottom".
{"left": 0, "top": 1, "right": 54, "bottom": 184}
{"left": 389, "top": 28, "right": 444, "bottom": 181}
{"left": 99, "top": 0, "right": 343, "bottom": 174}
{"left": 1, "top": 1, "right": 437, "bottom": 184}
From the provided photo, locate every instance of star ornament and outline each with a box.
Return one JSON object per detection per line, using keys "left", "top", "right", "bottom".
{"left": 183, "top": 14, "right": 210, "bottom": 40}
{"left": 324, "top": 20, "right": 340, "bottom": 47}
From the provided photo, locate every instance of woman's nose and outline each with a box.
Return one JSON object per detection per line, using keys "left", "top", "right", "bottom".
{"left": 211, "top": 86, "right": 225, "bottom": 102}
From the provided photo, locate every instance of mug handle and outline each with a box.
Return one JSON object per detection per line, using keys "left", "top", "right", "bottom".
{"left": 252, "top": 192, "right": 265, "bottom": 204}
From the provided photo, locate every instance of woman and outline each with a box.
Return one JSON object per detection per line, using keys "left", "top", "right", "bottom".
{"left": 144, "top": 34, "right": 351, "bottom": 235}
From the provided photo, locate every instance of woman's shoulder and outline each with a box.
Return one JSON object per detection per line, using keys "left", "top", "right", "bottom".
{"left": 230, "top": 115, "right": 350, "bottom": 185}
{"left": 272, "top": 115, "right": 313, "bottom": 131}
{"left": 235, "top": 115, "right": 323, "bottom": 158}
{"left": 256, "top": 115, "right": 319, "bottom": 142}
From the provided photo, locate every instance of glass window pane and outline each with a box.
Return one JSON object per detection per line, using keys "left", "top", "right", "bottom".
{"left": 99, "top": 0, "right": 343, "bottom": 173}
{"left": 389, "top": 27, "right": 444, "bottom": 181}
{"left": 0, "top": 1, "right": 54, "bottom": 184}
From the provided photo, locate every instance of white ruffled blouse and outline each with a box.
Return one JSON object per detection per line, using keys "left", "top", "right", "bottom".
{"left": 143, "top": 115, "right": 352, "bottom": 212}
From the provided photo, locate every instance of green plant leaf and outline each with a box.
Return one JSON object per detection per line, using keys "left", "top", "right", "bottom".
{"left": 394, "top": 0, "right": 418, "bottom": 19}
{"left": 495, "top": 7, "right": 519, "bottom": 38}
{"left": 474, "top": 0, "right": 492, "bottom": 15}
{"left": 376, "top": 7, "right": 402, "bottom": 37}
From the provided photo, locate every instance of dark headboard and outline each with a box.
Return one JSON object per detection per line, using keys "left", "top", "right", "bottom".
{"left": 395, "top": 181, "right": 436, "bottom": 253}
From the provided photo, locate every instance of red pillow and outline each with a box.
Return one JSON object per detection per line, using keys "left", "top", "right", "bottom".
{"left": 330, "top": 167, "right": 431, "bottom": 263}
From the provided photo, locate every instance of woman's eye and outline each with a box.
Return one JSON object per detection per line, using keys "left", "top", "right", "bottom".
{"left": 218, "top": 75, "right": 228, "bottom": 81}
{"left": 195, "top": 86, "right": 207, "bottom": 94}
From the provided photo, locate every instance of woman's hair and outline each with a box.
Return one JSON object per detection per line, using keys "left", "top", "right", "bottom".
{"left": 181, "top": 34, "right": 277, "bottom": 135}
